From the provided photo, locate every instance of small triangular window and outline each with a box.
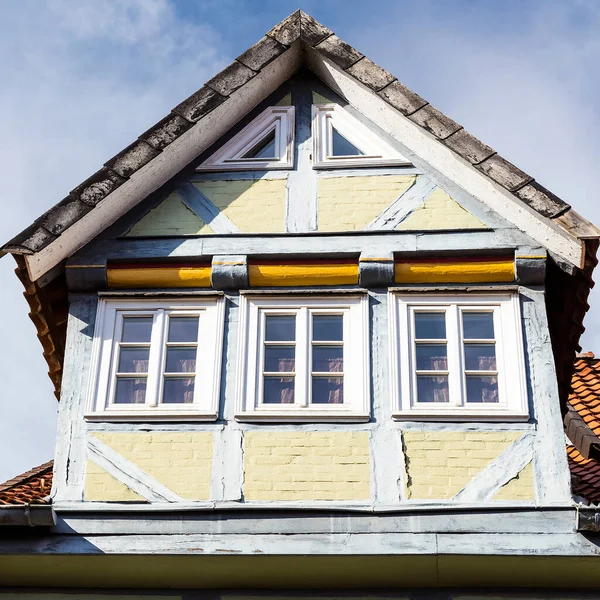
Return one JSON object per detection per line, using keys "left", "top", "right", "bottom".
{"left": 242, "top": 130, "right": 277, "bottom": 159}
{"left": 332, "top": 128, "right": 364, "bottom": 156}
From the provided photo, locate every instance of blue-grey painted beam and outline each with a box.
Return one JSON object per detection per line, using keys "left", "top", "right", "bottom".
{"left": 176, "top": 182, "right": 240, "bottom": 234}
{"left": 365, "top": 176, "right": 437, "bottom": 231}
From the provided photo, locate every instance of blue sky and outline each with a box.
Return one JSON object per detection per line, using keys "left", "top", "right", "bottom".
{"left": 0, "top": 0, "right": 599, "bottom": 481}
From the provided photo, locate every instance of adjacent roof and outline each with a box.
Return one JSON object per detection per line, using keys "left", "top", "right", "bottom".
{"left": 0, "top": 461, "right": 52, "bottom": 505}
{"left": 2, "top": 10, "right": 598, "bottom": 278}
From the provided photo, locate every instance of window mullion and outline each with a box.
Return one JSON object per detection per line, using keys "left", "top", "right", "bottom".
{"left": 146, "top": 309, "right": 165, "bottom": 408}
{"left": 447, "top": 304, "right": 463, "bottom": 407}
{"left": 296, "top": 307, "right": 309, "bottom": 408}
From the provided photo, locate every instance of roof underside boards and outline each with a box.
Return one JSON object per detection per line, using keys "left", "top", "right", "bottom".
{"left": 2, "top": 10, "right": 598, "bottom": 282}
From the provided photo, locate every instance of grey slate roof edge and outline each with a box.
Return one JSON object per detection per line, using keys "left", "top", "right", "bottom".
{"left": 1, "top": 10, "right": 595, "bottom": 259}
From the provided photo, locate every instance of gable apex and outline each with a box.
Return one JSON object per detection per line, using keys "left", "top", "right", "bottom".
{"left": 2, "top": 10, "right": 598, "bottom": 281}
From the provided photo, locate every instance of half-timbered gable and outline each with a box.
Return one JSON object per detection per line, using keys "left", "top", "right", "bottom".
{"left": 1, "top": 10, "right": 600, "bottom": 595}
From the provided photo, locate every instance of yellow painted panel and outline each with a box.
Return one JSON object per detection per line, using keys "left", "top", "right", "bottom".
{"left": 492, "top": 461, "right": 535, "bottom": 501}
{"left": 92, "top": 432, "right": 213, "bottom": 501}
{"left": 395, "top": 260, "right": 514, "bottom": 283}
{"left": 126, "top": 192, "right": 214, "bottom": 236}
{"left": 275, "top": 92, "right": 292, "bottom": 106}
{"left": 312, "top": 91, "right": 336, "bottom": 105}
{"left": 195, "top": 179, "right": 286, "bottom": 233}
{"left": 244, "top": 431, "right": 371, "bottom": 501}
{"left": 317, "top": 175, "right": 416, "bottom": 232}
{"left": 107, "top": 266, "right": 212, "bottom": 288}
{"left": 248, "top": 263, "right": 359, "bottom": 287}
{"left": 397, "top": 187, "right": 486, "bottom": 230}
{"left": 84, "top": 460, "right": 145, "bottom": 502}
{"left": 403, "top": 431, "right": 522, "bottom": 500}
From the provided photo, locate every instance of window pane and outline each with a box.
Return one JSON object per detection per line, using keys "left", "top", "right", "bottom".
{"left": 114, "top": 378, "right": 146, "bottom": 404}
{"left": 415, "top": 313, "right": 446, "bottom": 340}
{"left": 312, "top": 314, "right": 343, "bottom": 341}
{"left": 416, "top": 344, "right": 447, "bottom": 370}
{"left": 463, "top": 312, "right": 494, "bottom": 339}
{"left": 312, "top": 346, "right": 343, "bottom": 373}
{"left": 117, "top": 347, "right": 149, "bottom": 373}
{"left": 242, "top": 130, "right": 276, "bottom": 159}
{"left": 162, "top": 378, "right": 195, "bottom": 404}
{"left": 416, "top": 375, "right": 449, "bottom": 403}
{"left": 165, "top": 348, "right": 197, "bottom": 373}
{"left": 464, "top": 344, "right": 497, "bottom": 371}
{"left": 332, "top": 127, "right": 364, "bottom": 156}
{"left": 263, "top": 377, "right": 295, "bottom": 404}
{"left": 312, "top": 376, "right": 344, "bottom": 404}
{"left": 121, "top": 317, "right": 153, "bottom": 343}
{"left": 466, "top": 375, "right": 499, "bottom": 403}
{"left": 264, "top": 346, "right": 295, "bottom": 372}
{"left": 265, "top": 315, "right": 296, "bottom": 341}
{"left": 168, "top": 316, "right": 199, "bottom": 343}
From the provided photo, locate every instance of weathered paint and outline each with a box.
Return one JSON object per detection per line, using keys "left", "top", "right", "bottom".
{"left": 312, "top": 90, "right": 335, "bottom": 105}
{"left": 397, "top": 187, "right": 486, "bottom": 230}
{"left": 248, "top": 262, "right": 359, "bottom": 287}
{"left": 395, "top": 258, "right": 515, "bottom": 284}
{"left": 243, "top": 431, "right": 371, "bottom": 501}
{"left": 90, "top": 432, "right": 213, "bottom": 501}
{"left": 403, "top": 431, "right": 523, "bottom": 500}
{"left": 107, "top": 265, "right": 212, "bottom": 288}
{"left": 492, "top": 461, "right": 535, "bottom": 501}
{"left": 195, "top": 179, "right": 286, "bottom": 233}
{"left": 84, "top": 460, "right": 145, "bottom": 503}
{"left": 126, "top": 193, "right": 214, "bottom": 236}
{"left": 317, "top": 175, "right": 415, "bottom": 231}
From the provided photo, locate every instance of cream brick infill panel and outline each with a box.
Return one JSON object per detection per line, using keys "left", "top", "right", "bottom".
{"left": 244, "top": 431, "right": 371, "bottom": 501}
{"left": 492, "top": 461, "right": 535, "bottom": 501}
{"left": 317, "top": 175, "right": 415, "bottom": 232}
{"left": 397, "top": 187, "right": 486, "bottom": 230}
{"left": 126, "top": 192, "right": 213, "bottom": 236}
{"left": 92, "top": 432, "right": 213, "bottom": 501}
{"left": 84, "top": 459, "right": 145, "bottom": 502}
{"left": 403, "top": 431, "right": 522, "bottom": 500}
{"left": 195, "top": 179, "right": 286, "bottom": 233}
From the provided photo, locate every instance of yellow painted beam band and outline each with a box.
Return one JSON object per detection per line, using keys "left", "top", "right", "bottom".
{"left": 395, "top": 260, "right": 514, "bottom": 284}
{"left": 107, "top": 267, "right": 212, "bottom": 289}
{"left": 249, "top": 264, "right": 359, "bottom": 287}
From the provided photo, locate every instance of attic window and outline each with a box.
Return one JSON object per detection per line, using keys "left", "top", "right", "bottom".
{"left": 236, "top": 295, "right": 370, "bottom": 422}
{"left": 86, "top": 298, "right": 224, "bottom": 421}
{"left": 389, "top": 293, "right": 529, "bottom": 421}
{"left": 312, "top": 104, "right": 412, "bottom": 169}
{"left": 197, "top": 106, "right": 295, "bottom": 171}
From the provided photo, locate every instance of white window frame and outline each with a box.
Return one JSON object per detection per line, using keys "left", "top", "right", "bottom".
{"left": 86, "top": 297, "right": 225, "bottom": 421}
{"left": 389, "top": 293, "right": 528, "bottom": 421}
{"left": 236, "top": 295, "right": 370, "bottom": 422}
{"left": 312, "top": 104, "right": 412, "bottom": 169}
{"left": 196, "top": 106, "right": 295, "bottom": 171}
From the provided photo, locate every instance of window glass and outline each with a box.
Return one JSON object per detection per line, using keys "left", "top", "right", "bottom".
{"left": 331, "top": 127, "right": 364, "bottom": 156}
{"left": 242, "top": 130, "right": 277, "bottom": 159}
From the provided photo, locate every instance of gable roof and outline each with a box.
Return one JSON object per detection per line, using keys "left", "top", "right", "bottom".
{"left": 0, "top": 461, "right": 52, "bottom": 506}
{"left": 2, "top": 10, "right": 598, "bottom": 282}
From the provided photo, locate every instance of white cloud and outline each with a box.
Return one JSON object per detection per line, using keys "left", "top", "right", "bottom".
{"left": 0, "top": 0, "right": 227, "bottom": 482}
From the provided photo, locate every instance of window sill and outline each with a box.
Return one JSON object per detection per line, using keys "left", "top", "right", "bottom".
{"left": 84, "top": 411, "right": 218, "bottom": 422}
{"left": 235, "top": 411, "right": 371, "bottom": 423}
{"left": 392, "top": 411, "right": 530, "bottom": 422}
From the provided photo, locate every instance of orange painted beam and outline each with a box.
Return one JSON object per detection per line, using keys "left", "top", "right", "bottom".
{"left": 395, "top": 258, "right": 514, "bottom": 284}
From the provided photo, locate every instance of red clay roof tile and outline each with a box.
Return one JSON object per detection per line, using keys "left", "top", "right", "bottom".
{"left": 0, "top": 461, "right": 53, "bottom": 505}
